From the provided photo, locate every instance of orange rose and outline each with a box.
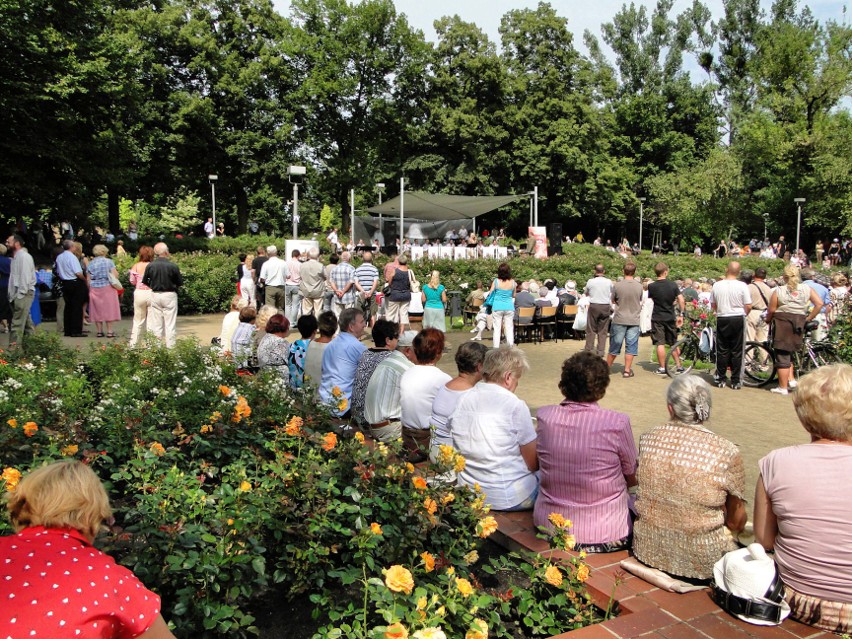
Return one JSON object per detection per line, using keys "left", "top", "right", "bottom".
{"left": 411, "top": 476, "right": 427, "bottom": 490}
{"left": 354, "top": 432, "right": 365, "bottom": 444}
{"left": 321, "top": 432, "right": 338, "bottom": 451}
{"left": 423, "top": 497, "right": 437, "bottom": 515}
{"left": 218, "top": 385, "right": 231, "bottom": 396}
{"left": 384, "top": 565, "right": 414, "bottom": 594}
{"left": 370, "top": 522, "right": 383, "bottom": 535}
{"left": 232, "top": 396, "right": 252, "bottom": 422}
{"left": 455, "top": 577, "right": 474, "bottom": 598}
{"left": 420, "top": 551, "right": 435, "bottom": 572}
{"left": 149, "top": 442, "right": 165, "bottom": 456}
{"left": 60, "top": 444, "right": 79, "bottom": 456}
{"left": 22, "top": 422, "right": 38, "bottom": 437}
{"left": 2, "top": 468, "right": 22, "bottom": 492}
{"left": 6, "top": 419, "right": 17, "bottom": 428}
{"left": 544, "top": 565, "right": 563, "bottom": 587}
{"left": 548, "top": 513, "right": 569, "bottom": 528}
{"left": 384, "top": 622, "right": 409, "bottom": 639}
{"left": 465, "top": 619, "right": 488, "bottom": 639}
{"left": 576, "top": 564, "right": 590, "bottom": 583}
{"left": 476, "top": 515, "right": 498, "bottom": 538}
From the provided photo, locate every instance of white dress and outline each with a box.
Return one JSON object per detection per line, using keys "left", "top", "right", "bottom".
{"left": 239, "top": 264, "right": 255, "bottom": 305}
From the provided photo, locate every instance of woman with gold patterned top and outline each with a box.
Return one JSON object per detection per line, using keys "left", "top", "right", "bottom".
{"left": 633, "top": 375, "right": 747, "bottom": 579}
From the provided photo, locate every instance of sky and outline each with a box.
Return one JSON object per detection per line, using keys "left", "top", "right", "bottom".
{"left": 271, "top": 0, "right": 847, "bottom": 58}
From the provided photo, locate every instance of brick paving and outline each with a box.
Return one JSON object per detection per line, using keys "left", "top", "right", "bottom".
{"left": 491, "top": 511, "right": 831, "bottom": 639}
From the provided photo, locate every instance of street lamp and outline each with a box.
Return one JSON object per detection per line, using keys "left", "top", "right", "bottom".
{"left": 208, "top": 174, "right": 218, "bottom": 235}
{"left": 794, "top": 198, "right": 806, "bottom": 256}
{"left": 376, "top": 183, "right": 385, "bottom": 248}
{"left": 638, "top": 197, "right": 646, "bottom": 251}
{"left": 288, "top": 165, "right": 306, "bottom": 239}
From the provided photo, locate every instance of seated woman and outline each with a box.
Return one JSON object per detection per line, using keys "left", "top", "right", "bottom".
{"left": 449, "top": 346, "right": 538, "bottom": 511}
{"left": 217, "top": 295, "right": 246, "bottom": 354}
{"left": 256, "top": 313, "right": 290, "bottom": 382}
{"left": 0, "top": 461, "right": 176, "bottom": 638}
{"left": 633, "top": 375, "right": 746, "bottom": 579}
{"left": 754, "top": 364, "right": 852, "bottom": 633}
{"left": 231, "top": 306, "right": 258, "bottom": 371}
{"left": 534, "top": 351, "right": 638, "bottom": 552}
{"left": 429, "top": 341, "right": 489, "bottom": 462}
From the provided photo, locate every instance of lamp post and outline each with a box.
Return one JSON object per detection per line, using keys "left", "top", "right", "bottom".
{"left": 288, "top": 165, "right": 306, "bottom": 239}
{"left": 208, "top": 174, "right": 218, "bottom": 234}
{"left": 638, "top": 197, "right": 646, "bottom": 251}
{"left": 763, "top": 213, "right": 769, "bottom": 244}
{"left": 794, "top": 197, "right": 806, "bottom": 257}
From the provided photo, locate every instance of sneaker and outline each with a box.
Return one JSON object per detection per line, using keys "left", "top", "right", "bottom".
{"left": 731, "top": 383, "right": 742, "bottom": 390}
{"left": 788, "top": 379, "right": 798, "bottom": 389}
{"left": 655, "top": 367, "right": 667, "bottom": 375}
{"left": 470, "top": 336, "right": 482, "bottom": 341}
{"left": 676, "top": 366, "right": 686, "bottom": 374}
{"left": 469, "top": 328, "right": 478, "bottom": 334}
{"left": 716, "top": 379, "right": 727, "bottom": 388}
{"left": 770, "top": 387, "right": 789, "bottom": 395}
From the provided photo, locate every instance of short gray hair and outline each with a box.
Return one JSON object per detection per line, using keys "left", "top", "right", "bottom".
{"left": 482, "top": 345, "right": 529, "bottom": 383}
{"left": 666, "top": 375, "right": 712, "bottom": 424}
{"left": 266, "top": 245, "right": 278, "bottom": 256}
{"left": 307, "top": 247, "right": 319, "bottom": 259}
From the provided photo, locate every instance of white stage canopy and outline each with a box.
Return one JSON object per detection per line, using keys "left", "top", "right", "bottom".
{"left": 366, "top": 191, "right": 528, "bottom": 221}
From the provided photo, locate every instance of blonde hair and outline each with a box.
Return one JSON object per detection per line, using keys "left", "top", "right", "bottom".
{"left": 831, "top": 272, "right": 848, "bottom": 288}
{"left": 428, "top": 270, "right": 440, "bottom": 289}
{"left": 482, "top": 345, "right": 530, "bottom": 383}
{"left": 229, "top": 294, "right": 247, "bottom": 312}
{"left": 783, "top": 264, "right": 801, "bottom": 292}
{"left": 92, "top": 244, "right": 109, "bottom": 257}
{"left": 793, "top": 364, "right": 852, "bottom": 441}
{"left": 255, "top": 304, "right": 278, "bottom": 331}
{"left": 6, "top": 461, "right": 111, "bottom": 542}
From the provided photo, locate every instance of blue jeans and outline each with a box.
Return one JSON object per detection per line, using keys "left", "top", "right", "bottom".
{"left": 608, "top": 323, "right": 640, "bottom": 356}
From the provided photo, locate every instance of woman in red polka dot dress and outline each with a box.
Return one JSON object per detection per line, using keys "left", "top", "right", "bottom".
{"left": 0, "top": 461, "right": 176, "bottom": 639}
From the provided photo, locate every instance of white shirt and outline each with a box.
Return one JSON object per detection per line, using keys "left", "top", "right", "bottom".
{"left": 710, "top": 279, "right": 752, "bottom": 317}
{"left": 364, "top": 351, "right": 415, "bottom": 424}
{"left": 259, "top": 256, "right": 289, "bottom": 287}
{"left": 400, "top": 365, "right": 452, "bottom": 430}
{"left": 584, "top": 276, "right": 613, "bottom": 304}
{"left": 449, "top": 382, "right": 538, "bottom": 511}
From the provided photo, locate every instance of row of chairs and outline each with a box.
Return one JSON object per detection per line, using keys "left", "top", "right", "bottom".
{"left": 463, "top": 300, "right": 581, "bottom": 344}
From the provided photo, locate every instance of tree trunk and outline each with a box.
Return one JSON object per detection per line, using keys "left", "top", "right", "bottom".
{"left": 107, "top": 187, "right": 120, "bottom": 236}
{"left": 236, "top": 187, "right": 248, "bottom": 235}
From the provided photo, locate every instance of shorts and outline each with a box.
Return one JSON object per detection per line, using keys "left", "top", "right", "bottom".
{"left": 609, "top": 324, "right": 641, "bottom": 356}
{"left": 650, "top": 320, "right": 678, "bottom": 346}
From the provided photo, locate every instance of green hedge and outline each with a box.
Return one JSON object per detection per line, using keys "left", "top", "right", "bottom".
{"left": 112, "top": 237, "right": 787, "bottom": 316}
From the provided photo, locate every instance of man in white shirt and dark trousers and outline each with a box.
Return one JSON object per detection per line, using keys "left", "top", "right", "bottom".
{"left": 710, "top": 261, "right": 752, "bottom": 389}
{"left": 583, "top": 264, "right": 613, "bottom": 357}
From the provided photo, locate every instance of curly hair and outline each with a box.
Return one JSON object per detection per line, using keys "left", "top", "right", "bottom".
{"left": 558, "top": 351, "right": 610, "bottom": 403}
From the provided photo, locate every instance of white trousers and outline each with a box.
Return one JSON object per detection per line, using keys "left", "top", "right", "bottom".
{"left": 147, "top": 291, "right": 178, "bottom": 348}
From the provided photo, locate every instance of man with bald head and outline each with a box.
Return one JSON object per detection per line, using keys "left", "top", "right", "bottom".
{"left": 142, "top": 242, "right": 183, "bottom": 347}
{"left": 710, "top": 261, "right": 752, "bottom": 389}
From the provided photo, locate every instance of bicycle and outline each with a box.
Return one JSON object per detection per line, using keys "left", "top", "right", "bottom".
{"left": 665, "top": 320, "right": 768, "bottom": 387}
{"left": 742, "top": 320, "right": 840, "bottom": 387}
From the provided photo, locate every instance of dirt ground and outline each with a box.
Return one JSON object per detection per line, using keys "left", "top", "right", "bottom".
{"left": 44, "top": 315, "right": 810, "bottom": 520}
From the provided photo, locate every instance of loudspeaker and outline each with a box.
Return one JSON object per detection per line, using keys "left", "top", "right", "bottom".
{"left": 548, "top": 223, "right": 563, "bottom": 256}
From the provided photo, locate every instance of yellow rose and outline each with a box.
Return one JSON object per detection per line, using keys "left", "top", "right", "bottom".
{"left": 337, "top": 398, "right": 348, "bottom": 413}
{"left": 576, "top": 563, "right": 590, "bottom": 583}
{"left": 412, "top": 628, "right": 446, "bottom": 639}
{"left": 2, "top": 467, "right": 22, "bottom": 492}
{"left": 200, "top": 424, "right": 213, "bottom": 434}
{"left": 544, "top": 565, "right": 563, "bottom": 587}
{"left": 370, "top": 522, "right": 383, "bottom": 535}
{"left": 6, "top": 418, "right": 17, "bottom": 428}
{"left": 416, "top": 596, "right": 427, "bottom": 610}
{"left": 547, "top": 512, "right": 567, "bottom": 528}
{"left": 476, "top": 516, "right": 498, "bottom": 538}
{"left": 384, "top": 565, "right": 414, "bottom": 594}
{"left": 384, "top": 622, "right": 409, "bottom": 639}
{"left": 440, "top": 493, "right": 455, "bottom": 505}
{"left": 227, "top": 518, "right": 235, "bottom": 526}
{"left": 405, "top": 462, "right": 415, "bottom": 473}
{"left": 446, "top": 566, "right": 455, "bottom": 576}
{"left": 435, "top": 606, "right": 446, "bottom": 617}
{"left": 60, "top": 444, "right": 79, "bottom": 456}
{"left": 455, "top": 577, "right": 474, "bottom": 598}
{"left": 331, "top": 385, "right": 342, "bottom": 399}
{"left": 239, "top": 481, "right": 252, "bottom": 492}
{"left": 453, "top": 455, "right": 466, "bottom": 473}
{"left": 465, "top": 619, "right": 488, "bottom": 639}
{"left": 22, "top": 421, "right": 38, "bottom": 437}
{"left": 420, "top": 551, "right": 435, "bottom": 572}
{"left": 463, "top": 550, "right": 479, "bottom": 565}
{"left": 564, "top": 534, "right": 576, "bottom": 550}
{"left": 354, "top": 432, "right": 365, "bottom": 443}
{"left": 423, "top": 497, "right": 437, "bottom": 515}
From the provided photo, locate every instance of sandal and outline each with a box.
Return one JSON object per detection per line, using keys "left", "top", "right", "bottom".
{"left": 106, "top": 333, "right": 116, "bottom": 338}
{"left": 622, "top": 370, "right": 635, "bottom": 378}
{"left": 96, "top": 332, "right": 105, "bottom": 338}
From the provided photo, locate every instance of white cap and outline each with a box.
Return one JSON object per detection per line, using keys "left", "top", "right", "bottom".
{"left": 713, "top": 544, "right": 791, "bottom": 626}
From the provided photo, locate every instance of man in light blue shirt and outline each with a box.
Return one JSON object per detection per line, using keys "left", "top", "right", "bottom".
{"left": 319, "top": 307, "right": 367, "bottom": 418}
{"left": 801, "top": 268, "right": 831, "bottom": 339}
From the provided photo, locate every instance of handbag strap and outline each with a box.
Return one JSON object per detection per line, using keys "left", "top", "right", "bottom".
{"left": 711, "top": 566, "right": 787, "bottom": 624}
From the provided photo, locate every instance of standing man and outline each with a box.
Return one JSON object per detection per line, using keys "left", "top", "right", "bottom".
{"left": 284, "top": 249, "right": 302, "bottom": 325}
{"left": 319, "top": 307, "right": 367, "bottom": 419}
{"left": 329, "top": 251, "right": 357, "bottom": 318}
{"left": 204, "top": 218, "right": 214, "bottom": 239}
{"left": 354, "top": 251, "right": 379, "bottom": 326}
{"left": 258, "top": 246, "right": 288, "bottom": 311}
{"left": 776, "top": 235, "right": 787, "bottom": 260}
{"left": 299, "top": 247, "right": 325, "bottom": 316}
{"left": 54, "top": 240, "right": 88, "bottom": 337}
{"left": 746, "top": 267, "right": 771, "bottom": 345}
{"left": 251, "top": 246, "right": 268, "bottom": 308}
{"left": 142, "top": 242, "right": 183, "bottom": 348}
{"left": 583, "top": 264, "right": 613, "bottom": 357}
{"left": 710, "top": 261, "right": 752, "bottom": 389}
{"left": 648, "top": 262, "right": 685, "bottom": 375}
{"left": 607, "top": 262, "right": 643, "bottom": 377}
{"left": 5, "top": 234, "right": 36, "bottom": 347}
{"left": 801, "top": 268, "right": 831, "bottom": 340}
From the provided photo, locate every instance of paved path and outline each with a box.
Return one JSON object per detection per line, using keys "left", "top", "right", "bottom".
{"left": 41, "top": 315, "right": 808, "bottom": 519}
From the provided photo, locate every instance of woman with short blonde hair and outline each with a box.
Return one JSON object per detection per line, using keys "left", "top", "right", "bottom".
{"left": 87, "top": 244, "right": 121, "bottom": 337}
{"left": 754, "top": 364, "right": 852, "bottom": 633}
{"left": 1, "top": 461, "right": 177, "bottom": 638}
{"left": 421, "top": 270, "right": 447, "bottom": 332}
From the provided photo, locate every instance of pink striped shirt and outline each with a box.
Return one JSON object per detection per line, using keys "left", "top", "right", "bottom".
{"left": 533, "top": 401, "right": 638, "bottom": 544}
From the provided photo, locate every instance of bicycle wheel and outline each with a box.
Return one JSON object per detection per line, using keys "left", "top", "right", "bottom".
{"left": 796, "top": 343, "right": 841, "bottom": 374}
{"left": 666, "top": 337, "right": 698, "bottom": 378}
{"left": 742, "top": 342, "right": 775, "bottom": 387}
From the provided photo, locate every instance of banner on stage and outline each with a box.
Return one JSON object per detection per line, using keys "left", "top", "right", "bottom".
{"left": 529, "top": 227, "right": 548, "bottom": 259}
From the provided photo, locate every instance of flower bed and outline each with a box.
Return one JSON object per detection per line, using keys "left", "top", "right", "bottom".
{"left": 1, "top": 334, "right": 609, "bottom": 638}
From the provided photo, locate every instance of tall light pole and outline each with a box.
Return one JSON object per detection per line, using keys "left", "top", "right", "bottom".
{"left": 208, "top": 174, "right": 218, "bottom": 234}
{"left": 794, "top": 197, "right": 806, "bottom": 257}
{"left": 288, "top": 165, "right": 306, "bottom": 239}
{"left": 639, "top": 197, "right": 646, "bottom": 251}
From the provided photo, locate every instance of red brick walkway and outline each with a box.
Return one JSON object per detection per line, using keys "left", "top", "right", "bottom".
{"left": 491, "top": 512, "right": 832, "bottom": 639}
